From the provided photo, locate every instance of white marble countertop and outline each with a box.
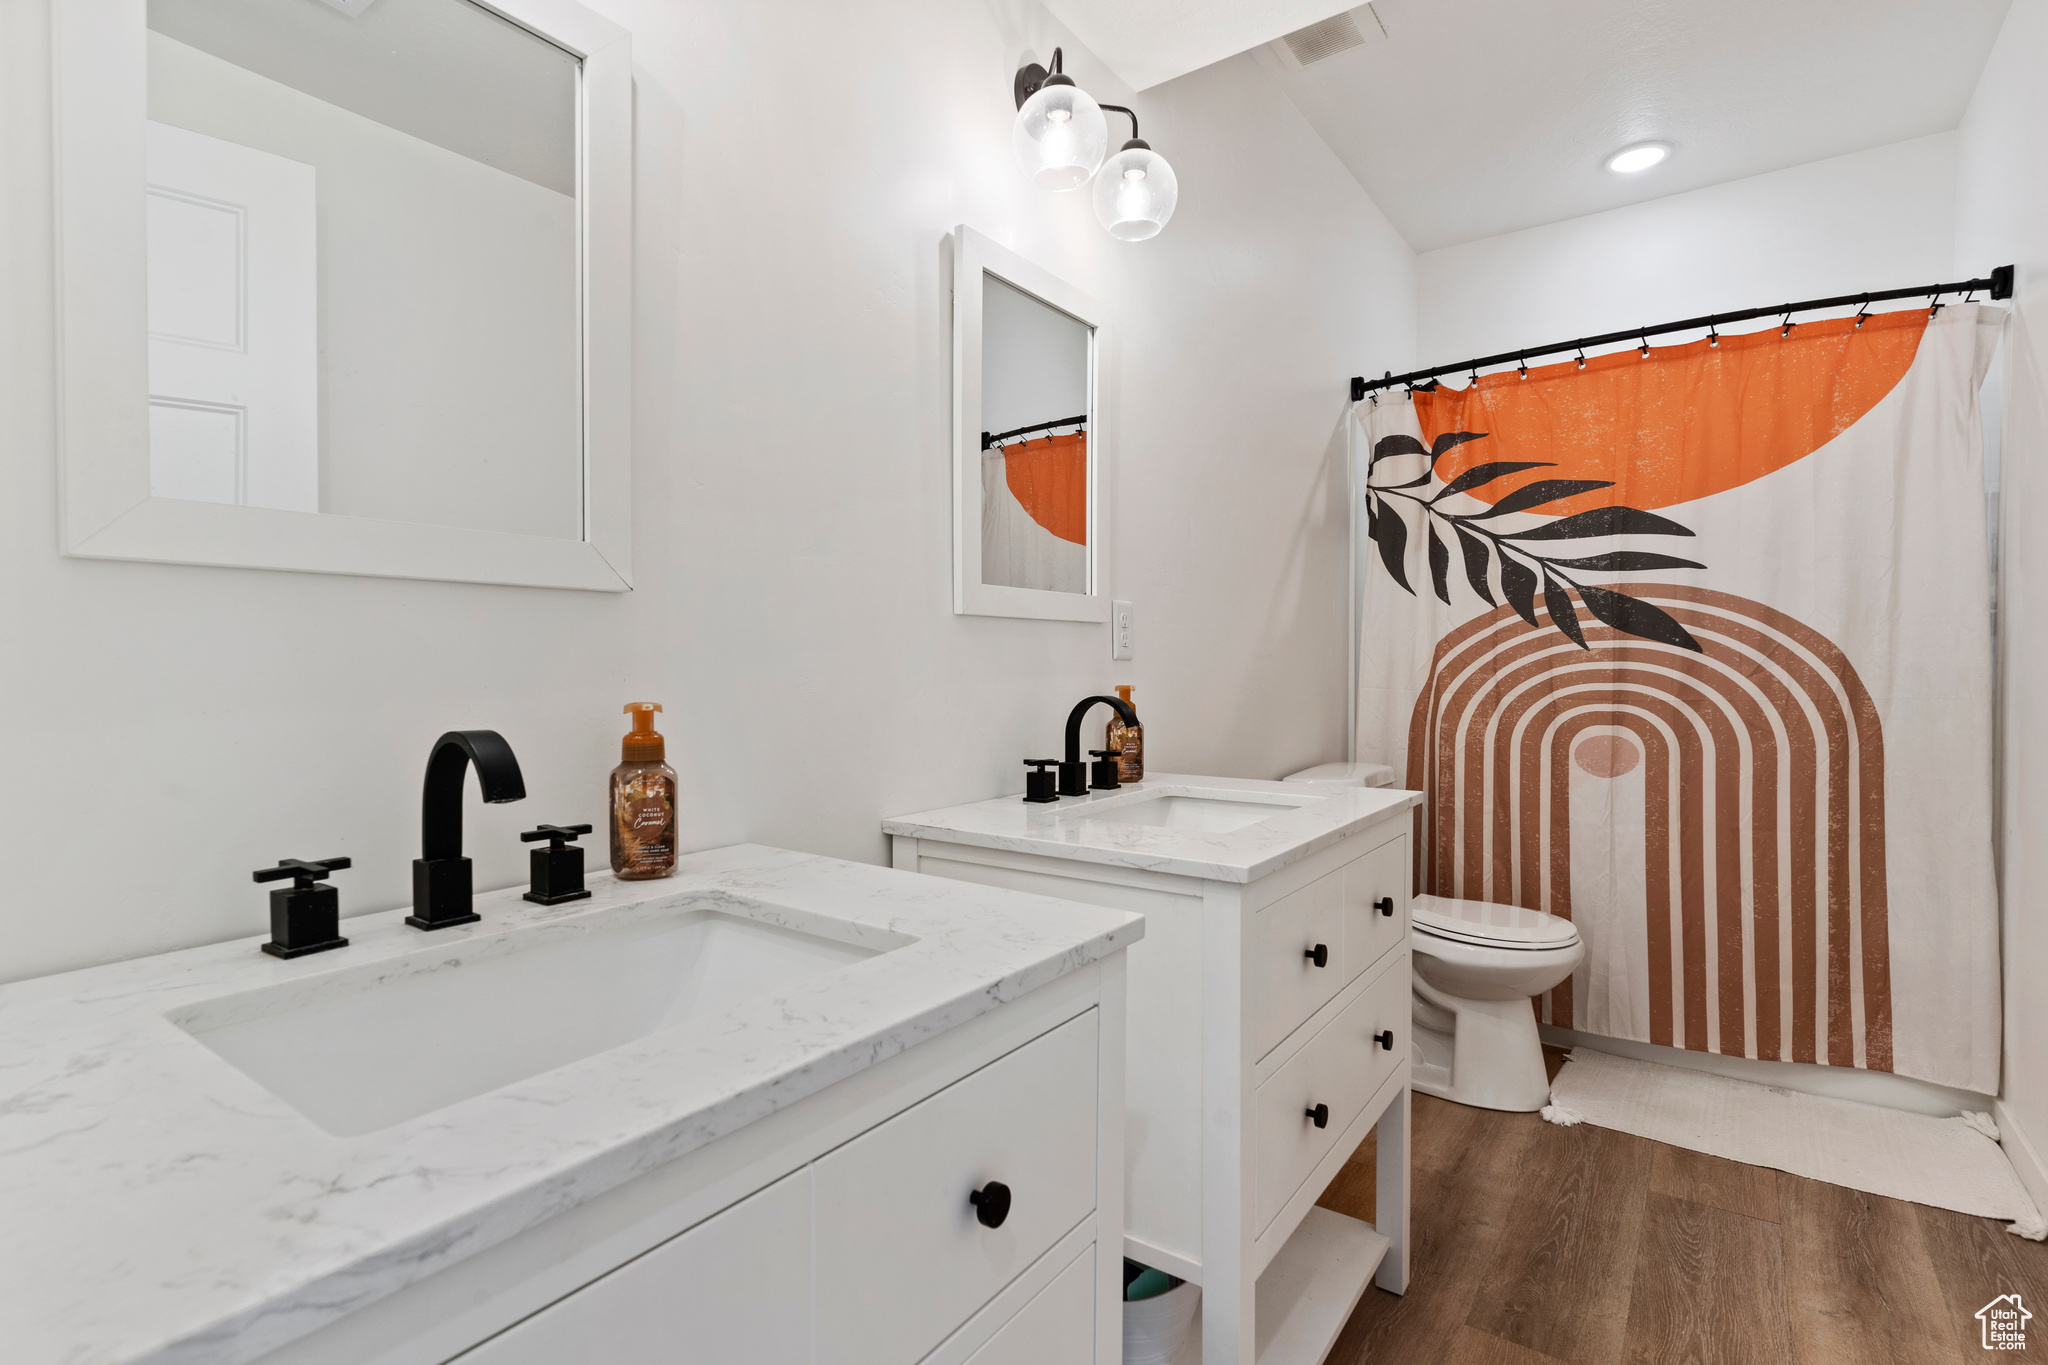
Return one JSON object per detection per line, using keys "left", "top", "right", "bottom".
{"left": 0, "top": 844, "right": 1142, "bottom": 1365}
{"left": 884, "top": 772, "right": 1422, "bottom": 884}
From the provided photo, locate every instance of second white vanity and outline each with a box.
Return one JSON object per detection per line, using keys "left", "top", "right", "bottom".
{"left": 888, "top": 775, "right": 1423, "bottom": 1365}
{"left": 0, "top": 846, "right": 1140, "bottom": 1365}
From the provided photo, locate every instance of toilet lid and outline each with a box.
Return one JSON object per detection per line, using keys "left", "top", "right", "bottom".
{"left": 1281, "top": 762, "right": 1397, "bottom": 788}
{"left": 1411, "top": 894, "right": 1579, "bottom": 950}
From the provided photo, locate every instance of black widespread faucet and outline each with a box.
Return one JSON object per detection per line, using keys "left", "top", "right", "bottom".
{"left": 408, "top": 729, "right": 526, "bottom": 930}
{"left": 1057, "top": 694, "right": 1140, "bottom": 797}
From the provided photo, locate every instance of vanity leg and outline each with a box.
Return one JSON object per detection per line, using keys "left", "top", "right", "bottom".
{"left": 890, "top": 835, "right": 918, "bottom": 871}
{"left": 1374, "top": 1084, "right": 1410, "bottom": 1294}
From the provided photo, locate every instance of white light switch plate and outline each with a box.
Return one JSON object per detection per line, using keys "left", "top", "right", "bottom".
{"left": 1111, "top": 600, "right": 1134, "bottom": 660}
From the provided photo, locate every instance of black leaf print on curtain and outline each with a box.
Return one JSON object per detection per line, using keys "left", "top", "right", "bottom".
{"left": 1363, "top": 426, "right": 1707, "bottom": 651}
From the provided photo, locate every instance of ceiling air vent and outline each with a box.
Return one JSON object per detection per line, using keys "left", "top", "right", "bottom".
{"left": 1271, "top": 5, "right": 1386, "bottom": 71}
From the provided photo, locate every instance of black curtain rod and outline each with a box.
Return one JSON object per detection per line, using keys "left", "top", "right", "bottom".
{"left": 1350, "top": 265, "right": 2015, "bottom": 401}
{"left": 981, "top": 414, "right": 1088, "bottom": 450}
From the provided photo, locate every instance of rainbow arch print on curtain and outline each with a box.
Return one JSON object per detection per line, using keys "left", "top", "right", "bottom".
{"left": 1354, "top": 303, "right": 2007, "bottom": 1092}
{"left": 1405, "top": 585, "right": 1891, "bottom": 1071}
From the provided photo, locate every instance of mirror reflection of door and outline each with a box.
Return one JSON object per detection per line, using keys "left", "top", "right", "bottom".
{"left": 147, "top": 121, "right": 318, "bottom": 511}
{"left": 980, "top": 276, "right": 1090, "bottom": 595}
{"left": 143, "top": 0, "right": 582, "bottom": 537}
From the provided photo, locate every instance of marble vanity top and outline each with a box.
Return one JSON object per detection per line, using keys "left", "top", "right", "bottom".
{"left": 885, "top": 772, "right": 1422, "bottom": 883}
{"left": 0, "top": 844, "right": 1142, "bottom": 1365}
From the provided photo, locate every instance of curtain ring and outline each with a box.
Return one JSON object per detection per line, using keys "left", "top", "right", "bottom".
{"left": 1469, "top": 366, "right": 1479, "bottom": 387}
{"left": 1575, "top": 343, "right": 1587, "bottom": 369}
{"left": 1518, "top": 353, "right": 1528, "bottom": 379}
{"left": 1780, "top": 309, "right": 1795, "bottom": 337}
{"left": 1707, "top": 316, "right": 1719, "bottom": 347}
{"left": 1638, "top": 329, "right": 1650, "bottom": 358}
{"left": 1929, "top": 289, "right": 1944, "bottom": 317}
{"left": 1855, "top": 295, "right": 1871, "bottom": 327}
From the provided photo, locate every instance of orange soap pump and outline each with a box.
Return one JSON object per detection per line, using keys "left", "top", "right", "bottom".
{"left": 610, "top": 703, "right": 678, "bottom": 880}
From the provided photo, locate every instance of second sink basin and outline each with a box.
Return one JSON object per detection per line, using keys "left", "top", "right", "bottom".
{"left": 1069, "top": 788, "right": 1319, "bottom": 834}
{"left": 172, "top": 900, "right": 890, "bottom": 1136}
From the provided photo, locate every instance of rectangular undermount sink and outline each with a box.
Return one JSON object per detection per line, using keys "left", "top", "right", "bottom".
{"left": 172, "top": 903, "right": 888, "bottom": 1136}
{"left": 1069, "top": 790, "right": 1318, "bottom": 834}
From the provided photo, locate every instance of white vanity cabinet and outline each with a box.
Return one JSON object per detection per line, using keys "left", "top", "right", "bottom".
{"left": 248, "top": 960, "right": 1126, "bottom": 1365}
{"left": 888, "top": 778, "right": 1421, "bottom": 1365}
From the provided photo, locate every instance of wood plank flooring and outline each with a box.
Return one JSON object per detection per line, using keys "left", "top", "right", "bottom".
{"left": 1315, "top": 1051, "right": 2048, "bottom": 1364}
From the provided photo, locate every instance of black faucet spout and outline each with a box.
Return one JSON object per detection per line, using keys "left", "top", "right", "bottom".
{"left": 1059, "top": 695, "right": 1139, "bottom": 796}
{"left": 410, "top": 730, "right": 526, "bottom": 930}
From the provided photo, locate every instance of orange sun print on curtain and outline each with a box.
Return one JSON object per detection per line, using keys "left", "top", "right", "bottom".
{"left": 1412, "top": 310, "right": 1929, "bottom": 517}
{"left": 1003, "top": 431, "right": 1088, "bottom": 545}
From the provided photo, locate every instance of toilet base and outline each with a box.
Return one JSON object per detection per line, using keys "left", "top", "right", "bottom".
{"left": 1410, "top": 983, "right": 1554, "bottom": 1112}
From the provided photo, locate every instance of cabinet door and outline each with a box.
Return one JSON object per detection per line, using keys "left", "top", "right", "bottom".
{"left": 453, "top": 1169, "right": 809, "bottom": 1365}
{"left": 814, "top": 1011, "right": 1099, "bottom": 1365}
{"left": 1342, "top": 833, "right": 1409, "bottom": 983}
{"left": 964, "top": 1243, "right": 1096, "bottom": 1365}
{"left": 1250, "top": 869, "right": 1347, "bottom": 1059}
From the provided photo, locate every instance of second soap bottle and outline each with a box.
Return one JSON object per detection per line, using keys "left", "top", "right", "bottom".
{"left": 610, "top": 702, "right": 678, "bottom": 880}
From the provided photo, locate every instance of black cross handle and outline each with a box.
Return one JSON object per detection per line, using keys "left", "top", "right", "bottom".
{"left": 253, "top": 857, "right": 352, "bottom": 890}
{"left": 522, "top": 824, "right": 593, "bottom": 849}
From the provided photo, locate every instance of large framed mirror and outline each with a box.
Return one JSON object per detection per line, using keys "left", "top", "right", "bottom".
{"left": 951, "top": 226, "right": 1110, "bottom": 622}
{"left": 51, "top": 0, "right": 631, "bottom": 590}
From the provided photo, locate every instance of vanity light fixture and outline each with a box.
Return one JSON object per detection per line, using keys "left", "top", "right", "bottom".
{"left": 1014, "top": 50, "right": 1178, "bottom": 239}
{"left": 1013, "top": 48, "right": 1108, "bottom": 190}
{"left": 1605, "top": 141, "right": 1669, "bottom": 173}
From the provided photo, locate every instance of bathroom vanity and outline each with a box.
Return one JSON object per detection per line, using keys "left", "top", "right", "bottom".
{"left": 887, "top": 775, "right": 1423, "bottom": 1365}
{"left": 0, "top": 846, "right": 1140, "bottom": 1365}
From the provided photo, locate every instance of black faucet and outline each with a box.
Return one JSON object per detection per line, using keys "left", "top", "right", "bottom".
{"left": 408, "top": 730, "right": 526, "bottom": 930}
{"left": 1058, "top": 695, "right": 1139, "bottom": 797}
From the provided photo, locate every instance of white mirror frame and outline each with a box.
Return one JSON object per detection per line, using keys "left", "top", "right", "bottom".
{"left": 951, "top": 225, "right": 1110, "bottom": 623}
{"left": 50, "top": 0, "right": 633, "bottom": 591}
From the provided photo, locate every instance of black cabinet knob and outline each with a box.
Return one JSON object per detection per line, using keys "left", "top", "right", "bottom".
{"left": 1305, "top": 1103, "right": 1329, "bottom": 1129}
{"left": 1374, "top": 1029, "right": 1395, "bottom": 1051}
{"left": 1374, "top": 896, "right": 1395, "bottom": 917}
{"left": 970, "top": 1181, "right": 1012, "bottom": 1228}
{"left": 1304, "top": 943, "right": 1329, "bottom": 969}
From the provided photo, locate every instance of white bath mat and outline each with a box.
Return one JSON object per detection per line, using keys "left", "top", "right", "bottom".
{"left": 1544, "top": 1047, "right": 2045, "bottom": 1238}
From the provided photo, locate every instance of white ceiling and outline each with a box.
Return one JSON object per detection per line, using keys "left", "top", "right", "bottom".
{"left": 1062, "top": 0, "right": 2013, "bottom": 253}
{"left": 1036, "top": 0, "right": 1380, "bottom": 91}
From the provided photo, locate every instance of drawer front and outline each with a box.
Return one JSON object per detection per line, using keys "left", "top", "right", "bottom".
{"left": 1251, "top": 868, "right": 1347, "bottom": 1058}
{"left": 1342, "top": 834, "right": 1410, "bottom": 984}
{"left": 965, "top": 1243, "right": 1096, "bottom": 1365}
{"left": 453, "top": 1169, "right": 810, "bottom": 1365}
{"left": 815, "top": 1010, "right": 1099, "bottom": 1365}
{"left": 1254, "top": 952, "right": 1410, "bottom": 1235}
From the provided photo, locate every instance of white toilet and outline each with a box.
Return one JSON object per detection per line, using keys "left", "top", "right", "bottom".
{"left": 1281, "top": 761, "right": 1397, "bottom": 789}
{"left": 1408, "top": 894, "right": 1584, "bottom": 1112}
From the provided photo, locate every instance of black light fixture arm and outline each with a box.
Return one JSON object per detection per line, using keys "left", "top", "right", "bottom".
{"left": 1098, "top": 104, "right": 1147, "bottom": 150}
{"left": 1349, "top": 265, "right": 2016, "bottom": 401}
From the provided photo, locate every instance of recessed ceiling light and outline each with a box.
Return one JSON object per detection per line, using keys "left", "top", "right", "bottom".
{"left": 1606, "top": 142, "right": 1669, "bottom": 174}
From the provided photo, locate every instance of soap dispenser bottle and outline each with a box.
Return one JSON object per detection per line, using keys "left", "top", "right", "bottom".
{"left": 610, "top": 703, "right": 678, "bottom": 880}
{"left": 1107, "top": 684, "right": 1143, "bottom": 782}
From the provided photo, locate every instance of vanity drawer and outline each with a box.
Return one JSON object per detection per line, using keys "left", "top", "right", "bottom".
{"left": 1254, "top": 952, "right": 1409, "bottom": 1235}
{"left": 1343, "top": 833, "right": 1409, "bottom": 983}
{"left": 814, "top": 1010, "right": 1099, "bottom": 1365}
{"left": 1251, "top": 868, "right": 1347, "bottom": 1059}
{"left": 963, "top": 1243, "right": 1096, "bottom": 1365}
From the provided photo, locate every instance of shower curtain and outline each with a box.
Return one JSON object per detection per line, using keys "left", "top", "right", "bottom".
{"left": 1354, "top": 304, "right": 2004, "bottom": 1093}
{"left": 981, "top": 431, "right": 1088, "bottom": 593}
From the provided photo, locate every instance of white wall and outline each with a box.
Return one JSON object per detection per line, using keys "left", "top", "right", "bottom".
{"left": 1416, "top": 134, "right": 1957, "bottom": 366}
{"left": 0, "top": 0, "right": 1414, "bottom": 983}
{"left": 1956, "top": 0, "right": 2048, "bottom": 1212}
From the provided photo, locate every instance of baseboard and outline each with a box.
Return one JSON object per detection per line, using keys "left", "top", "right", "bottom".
{"left": 1538, "top": 1026, "right": 1995, "bottom": 1119}
{"left": 1995, "top": 1098, "right": 2048, "bottom": 1215}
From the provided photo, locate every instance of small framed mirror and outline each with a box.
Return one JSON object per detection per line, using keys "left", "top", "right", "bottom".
{"left": 52, "top": 0, "right": 631, "bottom": 590}
{"left": 951, "top": 226, "right": 1110, "bottom": 622}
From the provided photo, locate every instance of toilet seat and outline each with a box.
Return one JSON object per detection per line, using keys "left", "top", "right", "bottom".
{"left": 1411, "top": 893, "right": 1578, "bottom": 952}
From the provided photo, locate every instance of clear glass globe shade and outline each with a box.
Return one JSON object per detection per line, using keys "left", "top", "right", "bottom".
{"left": 1092, "top": 145, "right": 1177, "bottom": 240}
{"left": 1014, "top": 83, "right": 1108, "bottom": 191}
